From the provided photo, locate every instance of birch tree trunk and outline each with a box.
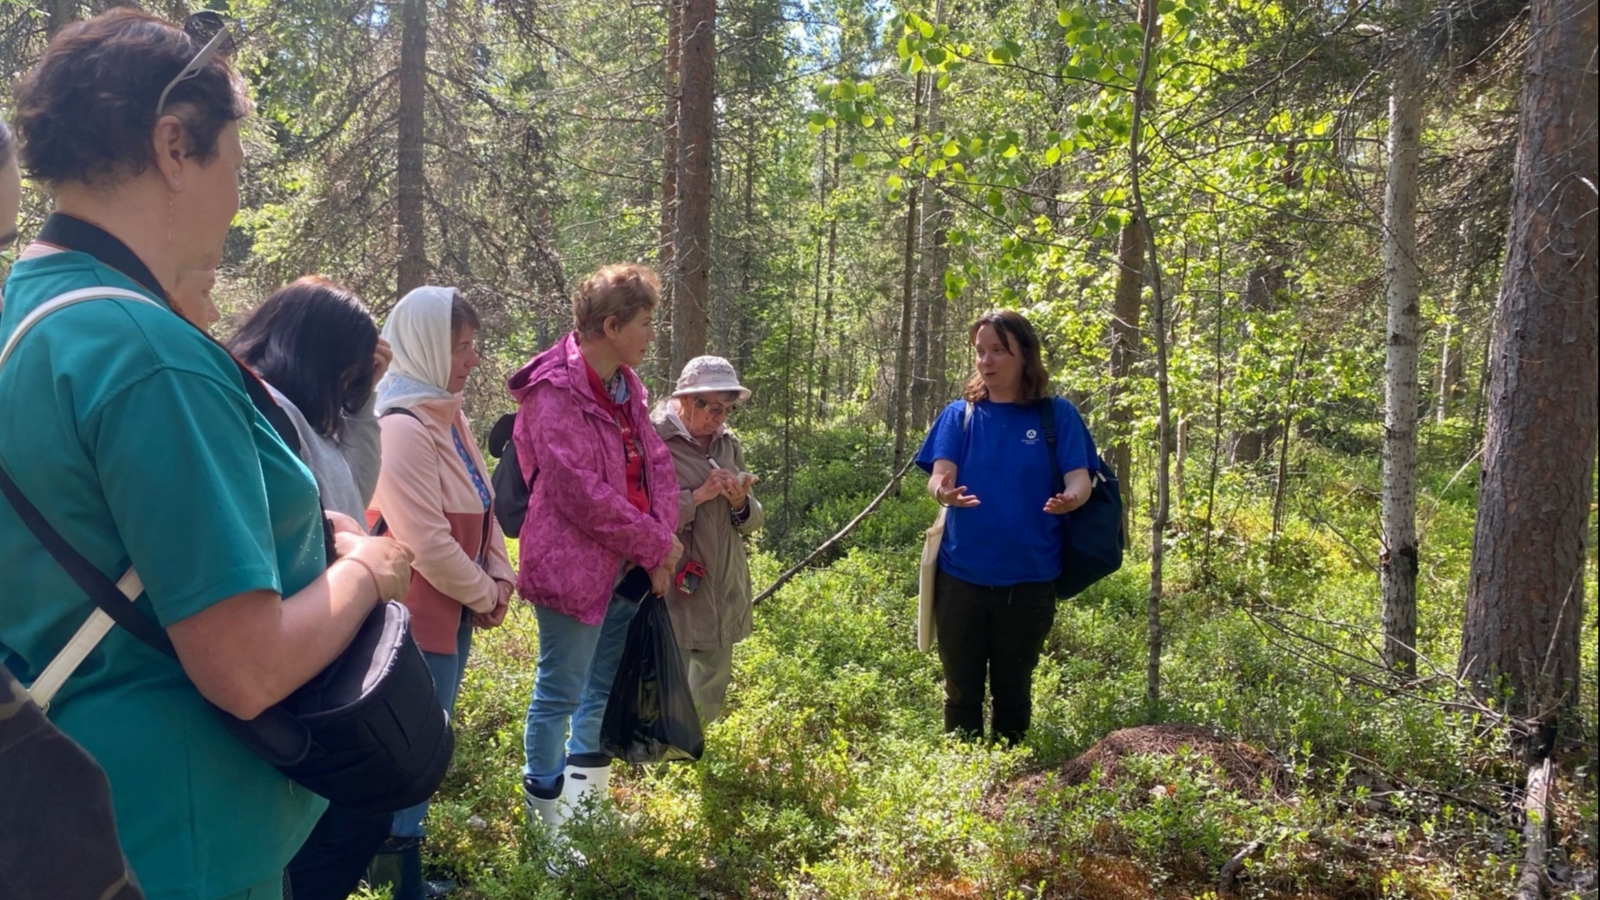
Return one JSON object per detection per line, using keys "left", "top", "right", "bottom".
{"left": 1380, "top": 42, "right": 1423, "bottom": 676}
{"left": 891, "top": 73, "right": 925, "bottom": 472}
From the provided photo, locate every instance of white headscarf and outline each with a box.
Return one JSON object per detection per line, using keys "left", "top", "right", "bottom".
{"left": 376, "top": 285, "right": 457, "bottom": 413}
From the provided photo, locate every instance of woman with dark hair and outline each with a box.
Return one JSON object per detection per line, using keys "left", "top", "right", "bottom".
{"left": 229, "top": 276, "right": 389, "bottom": 522}
{"left": 913, "top": 309, "right": 1096, "bottom": 745}
{"left": 228, "top": 277, "right": 395, "bottom": 900}
{"left": 367, "top": 286, "right": 514, "bottom": 899}
{"left": 0, "top": 11, "right": 413, "bottom": 899}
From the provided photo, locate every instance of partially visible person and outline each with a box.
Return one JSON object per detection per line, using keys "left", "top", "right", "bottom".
{"left": 229, "top": 276, "right": 387, "bottom": 522}
{"left": 171, "top": 266, "right": 219, "bottom": 331}
{"left": 913, "top": 310, "right": 1094, "bottom": 746}
{"left": 651, "top": 356, "right": 763, "bottom": 724}
{"left": 366, "top": 286, "right": 515, "bottom": 900}
{"left": 0, "top": 118, "right": 19, "bottom": 253}
{"left": 512, "top": 264, "right": 681, "bottom": 839}
{"left": 227, "top": 276, "right": 393, "bottom": 900}
{"left": 0, "top": 12, "right": 413, "bottom": 899}
{"left": 0, "top": 114, "right": 146, "bottom": 900}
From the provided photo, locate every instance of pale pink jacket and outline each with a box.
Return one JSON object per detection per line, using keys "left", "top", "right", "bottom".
{"left": 369, "top": 396, "right": 516, "bottom": 653}
{"left": 508, "top": 333, "right": 679, "bottom": 625}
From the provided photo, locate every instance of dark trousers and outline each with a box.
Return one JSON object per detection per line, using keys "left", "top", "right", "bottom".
{"left": 284, "top": 802, "right": 392, "bottom": 900}
{"left": 933, "top": 567, "right": 1056, "bottom": 744}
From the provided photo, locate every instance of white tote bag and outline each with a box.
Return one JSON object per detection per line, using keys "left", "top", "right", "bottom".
{"left": 915, "top": 402, "right": 971, "bottom": 653}
{"left": 917, "top": 506, "right": 946, "bottom": 652}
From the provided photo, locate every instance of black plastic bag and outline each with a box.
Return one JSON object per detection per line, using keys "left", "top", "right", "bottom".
{"left": 599, "top": 594, "right": 705, "bottom": 764}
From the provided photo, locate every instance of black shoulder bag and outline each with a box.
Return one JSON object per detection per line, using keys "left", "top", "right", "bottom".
{"left": 1037, "top": 397, "right": 1126, "bottom": 600}
{"left": 0, "top": 215, "right": 452, "bottom": 814}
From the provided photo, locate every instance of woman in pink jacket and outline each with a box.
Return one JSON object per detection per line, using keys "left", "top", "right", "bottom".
{"left": 509, "top": 264, "right": 682, "bottom": 839}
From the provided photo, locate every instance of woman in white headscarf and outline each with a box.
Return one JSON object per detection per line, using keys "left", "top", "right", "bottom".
{"left": 366, "top": 286, "right": 516, "bottom": 898}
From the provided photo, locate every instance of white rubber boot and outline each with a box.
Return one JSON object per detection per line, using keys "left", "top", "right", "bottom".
{"left": 522, "top": 774, "right": 570, "bottom": 833}
{"left": 558, "top": 753, "right": 612, "bottom": 817}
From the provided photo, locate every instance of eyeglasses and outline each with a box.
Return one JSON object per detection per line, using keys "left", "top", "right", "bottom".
{"left": 156, "top": 12, "right": 237, "bottom": 117}
{"left": 692, "top": 397, "right": 739, "bottom": 417}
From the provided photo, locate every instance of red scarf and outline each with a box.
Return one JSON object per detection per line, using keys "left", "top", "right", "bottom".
{"left": 585, "top": 363, "right": 649, "bottom": 514}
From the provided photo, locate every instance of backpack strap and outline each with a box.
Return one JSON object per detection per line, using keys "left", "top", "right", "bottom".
{"left": 0, "top": 288, "right": 182, "bottom": 709}
{"left": 368, "top": 407, "right": 423, "bottom": 537}
{"left": 1036, "top": 397, "right": 1064, "bottom": 492}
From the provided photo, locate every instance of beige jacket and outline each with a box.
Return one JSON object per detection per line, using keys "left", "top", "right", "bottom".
{"left": 652, "top": 411, "right": 764, "bottom": 651}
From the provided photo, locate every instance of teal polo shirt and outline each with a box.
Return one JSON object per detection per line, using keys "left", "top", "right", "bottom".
{"left": 0, "top": 251, "right": 328, "bottom": 900}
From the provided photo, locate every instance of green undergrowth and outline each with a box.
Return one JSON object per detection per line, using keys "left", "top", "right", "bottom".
{"left": 390, "top": 427, "right": 1597, "bottom": 899}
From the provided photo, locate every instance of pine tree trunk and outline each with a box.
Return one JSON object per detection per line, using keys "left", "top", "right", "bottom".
{"left": 395, "top": 0, "right": 430, "bottom": 298}
{"left": 1460, "top": 0, "right": 1598, "bottom": 726}
{"left": 45, "top": 0, "right": 77, "bottom": 37}
{"left": 1380, "top": 46, "right": 1423, "bottom": 676}
{"left": 1435, "top": 223, "right": 1471, "bottom": 423}
{"left": 671, "top": 0, "right": 715, "bottom": 375}
{"left": 659, "top": 0, "right": 682, "bottom": 335}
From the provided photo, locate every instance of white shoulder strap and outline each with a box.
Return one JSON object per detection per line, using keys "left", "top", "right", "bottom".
{"left": 0, "top": 286, "right": 163, "bottom": 372}
{"left": 1, "top": 286, "right": 159, "bottom": 710}
{"left": 27, "top": 570, "right": 144, "bottom": 710}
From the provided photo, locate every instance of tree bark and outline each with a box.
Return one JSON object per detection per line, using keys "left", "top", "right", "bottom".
{"left": 395, "top": 0, "right": 430, "bottom": 298}
{"left": 891, "top": 73, "right": 925, "bottom": 473}
{"left": 1231, "top": 263, "right": 1283, "bottom": 464}
{"left": 671, "top": 0, "right": 716, "bottom": 375}
{"left": 1460, "top": 0, "right": 1598, "bottom": 725}
{"left": 1436, "top": 223, "right": 1472, "bottom": 423}
{"left": 1380, "top": 43, "right": 1423, "bottom": 676}
{"left": 1108, "top": 216, "right": 1144, "bottom": 512}
{"left": 819, "top": 128, "right": 841, "bottom": 416}
{"left": 659, "top": 0, "right": 682, "bottom": 342}
{"left": 45, "top": 0, "right": 77, "bottom": 37}
{"left": 908, "top": 82, "right": 940, "bottom": 432}
{"left": 1129, "top": 0, "right": 1165, "bottom": 713}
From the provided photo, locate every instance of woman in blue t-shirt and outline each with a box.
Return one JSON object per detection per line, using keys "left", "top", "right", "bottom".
{"left": 913, "top": 310, "right": 1094, "bottom": 745}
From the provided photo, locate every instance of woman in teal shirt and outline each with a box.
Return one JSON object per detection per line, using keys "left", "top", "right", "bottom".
{"left": 0, "top": 11, "right": 413, "bottom": 900}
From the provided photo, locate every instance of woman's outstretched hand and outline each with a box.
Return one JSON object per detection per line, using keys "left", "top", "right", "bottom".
{"left": 932, "top": 470, "right": 980, "bottom": 508}
{"left": 1043, "top": 489, "right": 1083, "bottom": 515}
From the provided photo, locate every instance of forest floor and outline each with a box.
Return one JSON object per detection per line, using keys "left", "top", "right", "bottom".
{"left": 361, "top": 434, "right": 1599, "bottom": 900}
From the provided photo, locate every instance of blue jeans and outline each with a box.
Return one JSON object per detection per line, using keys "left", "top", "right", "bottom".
{"left": 522, "top": 596, "right": 640, "bottom": 790}
{"left": 390, "top": 609, "right": 473, "bottom": 838}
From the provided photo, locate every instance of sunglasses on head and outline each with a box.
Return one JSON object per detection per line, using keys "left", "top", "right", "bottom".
{"left": 156, "top": 12, "right": 238, "bottom": 117}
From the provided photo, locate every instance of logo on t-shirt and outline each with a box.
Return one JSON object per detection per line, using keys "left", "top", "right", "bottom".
{"left": 1023, "top": 428, "right": 1040, "bottom": 445}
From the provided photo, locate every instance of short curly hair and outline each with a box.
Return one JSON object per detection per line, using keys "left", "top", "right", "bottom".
{"left": 572, "top": 264, "right": 660, "bottom": 338}
{"left": 13, "top": 8, "right": 247, "bottom": 187}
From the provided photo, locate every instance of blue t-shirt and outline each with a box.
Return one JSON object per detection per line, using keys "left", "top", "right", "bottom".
{"left": 914, "top": 397, "right": 1095, "bottom": 587}
{"left": 0, "top": 251, "right": 328, "bottom": 899}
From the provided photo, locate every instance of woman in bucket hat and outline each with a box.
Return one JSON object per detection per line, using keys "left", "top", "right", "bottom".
{"left": 651, "top": 356, "right": 763, "bottom": 723}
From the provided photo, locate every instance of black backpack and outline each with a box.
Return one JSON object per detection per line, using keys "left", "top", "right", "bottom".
{"left": 488, "top": 412, "right": 534, "bottom": 536}
{"left": 1036, "top": 398, "right": 1125, "bottom": 599}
